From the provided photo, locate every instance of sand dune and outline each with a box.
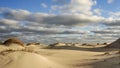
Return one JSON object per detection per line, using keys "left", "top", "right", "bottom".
{"left": 2, "top": 52, "right": 65, "bottom": 68}
{"left": 0, "top": 39, "right": 120, "bottom": 68}
{"left": 105, "top": 38, "right": 120, "bottom": 48}
{"left": 0, "top": 44, "right": 65, "bottom": 68}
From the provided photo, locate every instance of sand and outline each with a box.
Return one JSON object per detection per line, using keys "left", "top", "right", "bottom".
{"left": 0, "top": 44, "right": 65, "bottom": 68}
{"left": 3, "top": 52, "right": 64, "bottom": 68}
{"left": 38, "top": 48, "right": 120, "bottom": 68}
{"left": 0, "top": 44, "right": 120, "bottom": 68}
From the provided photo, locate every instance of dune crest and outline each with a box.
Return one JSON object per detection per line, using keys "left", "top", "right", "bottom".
{"left": 3, "top": 38, "right": 24, "bottom": 47}
{"left": 105, "top": 38, "right": 120, "bottom": 48}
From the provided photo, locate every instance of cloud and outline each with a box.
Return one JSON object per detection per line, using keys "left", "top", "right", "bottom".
{"left": 104, "top": 20, "right": 120, "bottom": 26}
{"left": 0, "top": 17, "right": 88, "bottom": 36}
{"left": 0, "top": 19, "right": 19, "bottom": 25}
{"left": 109, "top": 12, "right": 120, "bottom": 19}
{"left": 1, "top": 7, "right": 119, "bottom": 43}
{"left": 53, "top": 0, "right": 97, "bottom": 15}
{"left": 92, "top": 30, "right": 120, "bottom": 34}
{"left": 41, "top": 3, "right": 48, "bottom": 8}
{"left": 0, "top": 16, "right": 92, "bottom": 44}
{"left": 1, "top": 8, "right": 30, "bottom": 21}
{"left": 0, "top": 19, "right": 21, "bottom": 29}
{"left": 91, "top": 23, "right": 120, "bottom": 42}
{"left": 0, "top": 8, "right": 105, "bottom": 26}
{"left": 107, "top": 0, "right": 114, "bottom": 4}
{"left": 93, "top": 9, "right": 102, "bottom": 15}
{"left": 51, "top": 5, "right": 58, "bottom": 10}
{"left": 43, "top": 14, "right": 105, "bottom": 26}
{"left": 0, "top": 0, "right": 119, "bottom": 43}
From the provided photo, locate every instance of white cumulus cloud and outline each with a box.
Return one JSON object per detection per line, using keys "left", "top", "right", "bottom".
{"left": 41, "top": 3, "right": 48, "bottom": 8}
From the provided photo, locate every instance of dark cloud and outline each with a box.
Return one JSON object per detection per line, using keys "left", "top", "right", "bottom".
{"left": 42, "top": 15, "right": 96, "bottom": 26}
{"left": 0, "top": 8, "right": 104, "bottom": 26}
{"left": 91, "top": 27, "right": 120, "bottom": 41}
{"left": 60, "top": 31, "right": 85, "bottom": 34}
{"left": 104, "top": 20, "right": 120, "bottom": 26}
{"left": 0, "top": 8, "right": 120, "bottom": 44}
{"left": 92, "top": 30, "right": 114, "bottom": 34}
{"left": 0, "top": 18, "right": 86, "bottom": 37}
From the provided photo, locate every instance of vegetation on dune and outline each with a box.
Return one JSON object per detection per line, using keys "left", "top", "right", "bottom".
{"left": 3, "top": 37, "right": 24, "bottom": 47}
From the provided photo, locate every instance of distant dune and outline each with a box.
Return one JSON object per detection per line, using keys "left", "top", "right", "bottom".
{"left": 105, "top": 38, "right": 120, "bottom": 48}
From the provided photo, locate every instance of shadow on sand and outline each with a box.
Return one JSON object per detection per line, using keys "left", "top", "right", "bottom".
{"left": 73, "top": 55, "right": 120, "bottom": 68}
{"left": 47, "top": 46, "right": 119, "bottom": 52}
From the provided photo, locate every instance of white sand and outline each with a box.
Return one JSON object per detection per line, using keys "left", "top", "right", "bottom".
{"left": 0, "top": 44, "right": 119, "bottom": 68}
{"left": 0, "top": 44, "right": 65, "bottom": 68}
{"left": 3, "top": 52, "right": 65, "bottom": 68}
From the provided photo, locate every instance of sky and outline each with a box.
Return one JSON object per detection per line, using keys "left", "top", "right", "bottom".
{"left": 0, "top": 0, "right": 120, "bottom": 44}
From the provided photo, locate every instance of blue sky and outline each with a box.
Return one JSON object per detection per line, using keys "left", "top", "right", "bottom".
{"left": 0, "top": 0, "right": 119, "bottom": 13}
{"left": 0, "top": 0, "right": 51, "bottom": 13}
{"left": 0, "top": 0, "right": 120, "bottom": 44}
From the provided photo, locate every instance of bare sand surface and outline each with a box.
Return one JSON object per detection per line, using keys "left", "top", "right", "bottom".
{"left": 37, "top": 48, "right": 120, "bottom": 68}
{"left": 0, "top": 44, "right": 120, "bottom": 68}
{"left": 3, "top": 52, "right": 65, "bottom": 68}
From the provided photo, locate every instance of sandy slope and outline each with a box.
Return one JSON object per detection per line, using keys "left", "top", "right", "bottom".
{"left": 0, "top": 44, "right": 120, "bottom": 68}
{"left": 3, "top": 52, "right": 65, "bottom": 68}
{"left": 0, "top": 44, "right": 65, "bottom": 68}
{"left": 36, "top": 46, "right": 120, "bottom": 68}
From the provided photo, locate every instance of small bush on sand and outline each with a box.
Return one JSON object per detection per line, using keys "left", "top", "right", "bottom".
{"left": 0, "top": 41, "right": 3, "bottom": 45}
{"left": 103, "top": 43, "right": 107, "bottom": 45}
{"left": 116, "top": 50, "right": 120, "bottom": 54}
{"left": 103, "top": 52, "right": 110, "bottom": 55}
{"left": 82, "top": 43, "right": 87, "bottom": 46}
{"left": 47, "top": 43, "right": 57, "bottom": 48}
{"left": 3, "top": 37, "right": 24, "bottom": 47}
{"left": 26, "top": 42, "right": 40, "bottom": 46}
{"left": 97, "top": 43, "right": 100, "bottom": 45}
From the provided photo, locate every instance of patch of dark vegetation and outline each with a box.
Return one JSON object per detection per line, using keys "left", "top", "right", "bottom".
{"left": 26, "top": 42, "right": 40, "bottom": 46}
{"left": 0, "top": 41, "right": 3, "bottom": 45}
{"left": 115, "top": 50, "right": 120, "bottom": 54}
{"left": 3, "top": 37, "right": 24, "bottom": 47}
{"left": 0, "top": 48, "right": 39, "bottom": 56}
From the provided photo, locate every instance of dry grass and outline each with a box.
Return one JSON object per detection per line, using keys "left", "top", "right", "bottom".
{"left": 3, "top": 37, "right": 24, "bottom": 47}
{"left": 0, "top": 44, "right": 41, "bottom": 56}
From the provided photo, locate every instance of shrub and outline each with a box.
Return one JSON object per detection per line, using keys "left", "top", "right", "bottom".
{"left": 3, "top": 37, "right": 24, "bottom": 47}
